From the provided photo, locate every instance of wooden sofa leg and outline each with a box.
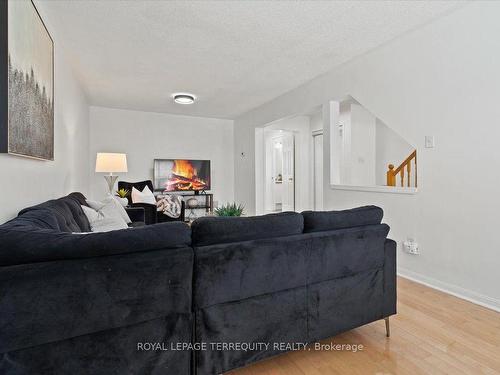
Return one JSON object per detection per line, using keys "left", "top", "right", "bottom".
{"left": 384, "top": 317, "right": 390, "bottom": 337}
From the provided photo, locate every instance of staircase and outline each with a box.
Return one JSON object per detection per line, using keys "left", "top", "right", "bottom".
{"left": 386, "top": 150, "right": 417, "bottom": 187}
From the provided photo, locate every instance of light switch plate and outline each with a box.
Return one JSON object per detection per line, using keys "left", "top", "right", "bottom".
{"left": 425, "top": 136, "right": 435, "bottom": 148}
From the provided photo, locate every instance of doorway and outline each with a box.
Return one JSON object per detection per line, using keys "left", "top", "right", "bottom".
{"left": 255, "top": 107, "right": 322, "bottom": 215}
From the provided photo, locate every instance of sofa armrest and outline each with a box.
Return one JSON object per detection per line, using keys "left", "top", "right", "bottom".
{"left": 383, "top": 238, "right": 397, "bottom": 317}
{"left": 0, "top": 222, "right": 191, "bottom": 266}
{"left": 131, "top": 203, "right": 157, "bottom": 225}
{"left": 302, "top": 206, "right": 383, "bottom": 233}
{"left": 125, "top": 206, "right": 145, "bottom": 223}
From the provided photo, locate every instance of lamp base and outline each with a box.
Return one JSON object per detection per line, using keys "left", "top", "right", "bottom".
{"left": 104, "top": 174, "right": 119, "bottom": 195}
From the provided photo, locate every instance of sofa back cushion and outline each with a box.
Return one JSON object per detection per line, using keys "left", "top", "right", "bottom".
{"left": 0, "top": 221, "right": 192, "bottom": 267}
{"left": 193, "top": 223, "right": 390, "bottom": 309}
{"left": 191, "top": 212, "right": 304, "bottom": 246}
{"left": 302, "top": 206, "right": 383, "bottom": 233}
{"left": 13, "top": 193, "right": 91, "bottom": 233}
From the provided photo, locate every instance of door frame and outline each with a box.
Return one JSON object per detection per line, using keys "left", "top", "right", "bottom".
{"left": 312, "top": 129, "right": 323, "bottom": 210}
{"left": 281, "top": 131, "right": 295, "bottom": 212}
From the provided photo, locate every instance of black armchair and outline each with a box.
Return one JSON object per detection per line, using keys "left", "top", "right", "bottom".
{"left": 118, "top": 180, "right": 185, "bottom": 225}
{"left": 118, "top": 180, "right": 157, "bottom": 225}
{"left": 124, "top": 206, "right": 145, "bottom": 226}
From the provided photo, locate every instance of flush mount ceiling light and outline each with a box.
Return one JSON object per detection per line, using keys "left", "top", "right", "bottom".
{"left": 173, "top": 93, "right": 196, "bottom": 105}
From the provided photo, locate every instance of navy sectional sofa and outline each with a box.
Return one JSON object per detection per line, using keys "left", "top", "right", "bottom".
{"left": 0, "top": 193, "right": 396, "bottom": 375}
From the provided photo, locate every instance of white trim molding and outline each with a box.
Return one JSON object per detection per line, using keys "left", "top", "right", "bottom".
{"left": 398, "top": 268, "right": 500, "bottom": 313}
{"left": 330, "top": 184, "right": 417, "bottom": 195}
{"left": 312, "top": 129, "right": 323, "bottom": 136}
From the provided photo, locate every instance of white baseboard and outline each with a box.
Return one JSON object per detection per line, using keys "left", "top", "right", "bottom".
{"left": 397, "top": 268, "right": 500, "bottom": 313}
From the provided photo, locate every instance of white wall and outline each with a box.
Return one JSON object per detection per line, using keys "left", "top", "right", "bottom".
{"left": 309, "top": 111, "right": 322, "bottom": 132}
{"left": 333, "top": 101, "right": 413, "bottom": 187}
{"left": 375, "top": 120, "right": 414, "bottom": 186}
{"left": 0, "top": 3, "right": 89, "bottom": 223}
{"left": 333, "top": 102, "right": 350, "bottom": 184}
{"left": 89, "top": 107, "right": 234, "bottom": 207}
{"left": 349, "top": 103, "right": 376, "bottom": 186}
{"left": 234, "top": 2, "right": 500, "bottom": 310}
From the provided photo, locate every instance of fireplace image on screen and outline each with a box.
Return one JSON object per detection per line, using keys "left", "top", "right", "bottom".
{"left": 154, "top": 159, "right": 211, "bottom": 192}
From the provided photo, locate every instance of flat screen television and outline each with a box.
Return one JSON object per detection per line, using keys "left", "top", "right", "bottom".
{"left": 154, "top": 159, "right": 211, "bottom": 192}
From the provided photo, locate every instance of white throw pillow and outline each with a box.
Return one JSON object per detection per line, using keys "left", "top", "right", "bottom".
{"left": 87, "top": 196, "right": 131, "bottom": 224}
{"left": 131, "top": 186, "right": 156, "bottom": 205}
{"left": 81, "top": 203, "right": 129, "bottom": 232}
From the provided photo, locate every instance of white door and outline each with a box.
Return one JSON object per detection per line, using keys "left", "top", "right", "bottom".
{"left": 313, "top": 133, "right": 323, "bottom": 210}
{"left": 263, "top": 134, "right": 273, "bottom": 213}
{"left": 282, "top": 132, "right": 295, "bottom": 211}
{"left": 271, "top": 136, "right": 283, "bottom": 212}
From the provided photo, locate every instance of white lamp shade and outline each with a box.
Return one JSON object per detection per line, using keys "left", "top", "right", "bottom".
{"left": 95, "top": 153, "right": 128, "bottom": 173}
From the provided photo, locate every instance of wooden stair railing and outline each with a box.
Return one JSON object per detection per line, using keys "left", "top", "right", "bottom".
{"left": 387, "top": 150, "right": 417, "bottom": 187}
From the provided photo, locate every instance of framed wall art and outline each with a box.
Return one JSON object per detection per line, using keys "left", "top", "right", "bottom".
{"left": 0, "top": 0, "right": 54, "bottom": 160}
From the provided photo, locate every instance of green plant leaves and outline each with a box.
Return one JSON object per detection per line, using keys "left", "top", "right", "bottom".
{"left": 214, "top": 202, "right": 244, "bottom": 217}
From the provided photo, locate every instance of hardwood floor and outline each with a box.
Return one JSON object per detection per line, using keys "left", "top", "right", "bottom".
{"left": 228, "top": 277, "right": 500, "bottom": 375}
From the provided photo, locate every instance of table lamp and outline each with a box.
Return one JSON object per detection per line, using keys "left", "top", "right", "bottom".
{"left": 95, "top": 153, "right": 128, "bottom": 194}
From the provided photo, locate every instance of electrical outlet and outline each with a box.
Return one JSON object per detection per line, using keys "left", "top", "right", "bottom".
{"left": 403, "top": 239, "right": 419, "bottom": 255}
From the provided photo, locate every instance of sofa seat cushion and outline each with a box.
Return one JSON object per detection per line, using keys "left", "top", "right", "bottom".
{"left": 191, "top": 212, "right": 304, "bottom": 246}
{"left": 302, "top": 205, "right": 383, "bottom": 233}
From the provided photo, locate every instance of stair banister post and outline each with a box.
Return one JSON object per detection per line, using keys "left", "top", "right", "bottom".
{"left": 386, "top": 164, "right": 395, "bottom": 186}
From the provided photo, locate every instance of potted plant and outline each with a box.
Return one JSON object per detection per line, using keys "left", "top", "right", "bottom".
{"left": 115, "top": 188, "right": 129, "bottom": 207}
{"left": 214, "top": 203, "right": 244, "bottom": 217}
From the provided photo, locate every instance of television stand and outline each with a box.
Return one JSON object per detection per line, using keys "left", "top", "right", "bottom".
{"left": 182, "top": 192, "right": 213, "bottom": 215}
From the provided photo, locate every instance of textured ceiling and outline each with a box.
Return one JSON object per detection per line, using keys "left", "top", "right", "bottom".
{"left": 36, "top": 1, "right": 462, "bottom": 119}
